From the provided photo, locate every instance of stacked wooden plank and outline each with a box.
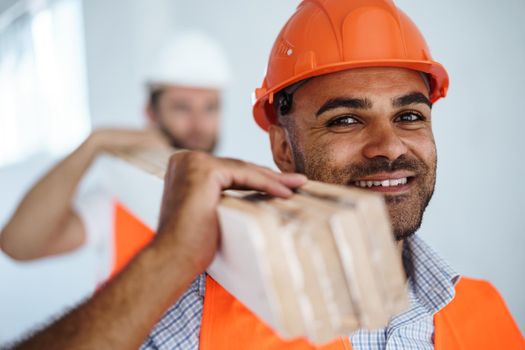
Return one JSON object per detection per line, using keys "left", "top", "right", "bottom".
{"left": 106, "top": 147, "right": 409, "bottom": 345}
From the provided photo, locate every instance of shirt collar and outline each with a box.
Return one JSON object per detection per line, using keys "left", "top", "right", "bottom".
{"left": 402, "top": 234, "right": 460, "bottom": 316}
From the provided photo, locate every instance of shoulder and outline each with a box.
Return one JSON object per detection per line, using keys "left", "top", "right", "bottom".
{"left": 73, "top": 187, "right": 114, "bottom": 244}
{"left": 454, "top": 277, "right": 505, "bottom": 307}
{"left": 435, "top": 277, "right": 524, "bottom": 349}
{"left": 451, "top": 277, "right": 522, "bottom": 324}
{"left": 443, "top": 276, "right": 513, "bottom": 319}
{"left": 74, "top": 187, "right": 113, "bottom": 226}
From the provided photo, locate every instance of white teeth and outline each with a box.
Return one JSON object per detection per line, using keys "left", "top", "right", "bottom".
{"left": 354, "top": 177, "right": 409, "bottom": 188}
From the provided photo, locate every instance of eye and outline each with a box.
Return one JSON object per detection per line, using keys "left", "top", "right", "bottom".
{"left": 395, "top": 111, "right": 426, "bottom": 123}
{"left": 170, "top": 102, "right": 191, "bottom": 113}
{"left": 206, "top": 104, "right": 219, "bottom": 113}
{"left": 326, "top": 115, "right": 359, "bottom": 127}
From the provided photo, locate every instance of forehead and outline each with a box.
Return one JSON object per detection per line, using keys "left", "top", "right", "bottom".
{"left": 294, "top": 67, "right": 429, "bottom": 104}
{"left": 161, "top": 85, "right": 220, "bottom": 102}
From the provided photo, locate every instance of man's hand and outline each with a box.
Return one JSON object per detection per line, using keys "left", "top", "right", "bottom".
{"left": 0, "top": 127, "right": 171, "bottom": 261}
{"left": 154, "top": 151, "right": 307, "bottom": 277}
{"left": 9, "top": 151, "right": 306, "bottom": 349}
{"left": 88, "top": 127, "right": 170, "bottom": 153}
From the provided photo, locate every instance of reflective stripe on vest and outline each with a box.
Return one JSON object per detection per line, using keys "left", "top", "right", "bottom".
{"left": 113, "top": 204, "right": 525, "bottom": 350}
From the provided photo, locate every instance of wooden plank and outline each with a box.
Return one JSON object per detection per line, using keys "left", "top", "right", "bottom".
{"left": 105, "top": 147, "right": 409, "bottom": 344}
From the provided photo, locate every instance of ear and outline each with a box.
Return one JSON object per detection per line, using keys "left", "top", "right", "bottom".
{"left": 145, "top": 103, "right": 158, "bottom": 126}
{"left": 269, "top": 124, "right": 295, "bottom": 173}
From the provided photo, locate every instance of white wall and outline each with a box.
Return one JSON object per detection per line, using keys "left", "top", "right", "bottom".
{"left": 0, "top": 154, "right": 100, "bottom": 344}
{"left": 82, "top": 0, "right": 179, "bottom": 128}
{"left": 1, "top": 0, "right": 523, "bottom": 344}
{"left": 396, "top": 0, "right": 525, "bottom": 330}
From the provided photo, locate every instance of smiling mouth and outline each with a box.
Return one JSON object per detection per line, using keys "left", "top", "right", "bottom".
{"left": 349, "top": 175, "right": 417, "bottom": 195}
{"left": 353, "top": 177, "right": 410, "bottom": 188}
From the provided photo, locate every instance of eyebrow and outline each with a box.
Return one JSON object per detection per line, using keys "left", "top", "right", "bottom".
{"left": 392, "top": 92, "right": 432, "bottom": 109}
{"left": 315, "top": 97, "right": 372, "bottom": 117}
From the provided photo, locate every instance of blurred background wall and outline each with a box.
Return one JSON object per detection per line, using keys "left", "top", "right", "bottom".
{"left": 0, "top": 0, "right": 524, "bottom": 344}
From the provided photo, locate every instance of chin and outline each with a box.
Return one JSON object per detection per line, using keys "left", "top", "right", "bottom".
{"left": 386, "top": 201, "right": 424, "bottom": 241}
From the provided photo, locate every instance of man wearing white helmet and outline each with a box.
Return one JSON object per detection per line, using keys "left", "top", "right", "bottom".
{"left": 145, "top": 30, "right": 231, "bottom": 152}
{"left": 0, "top": 30, "right": 231, "bottom": 273}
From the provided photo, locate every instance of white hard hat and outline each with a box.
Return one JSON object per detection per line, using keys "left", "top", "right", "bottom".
{"left": 146, "top": 30, "right": 232, "bottom": 90}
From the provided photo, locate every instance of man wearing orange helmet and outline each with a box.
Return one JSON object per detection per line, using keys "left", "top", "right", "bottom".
{"left": 10, "top": 1, "right": 523, "bottom": 349}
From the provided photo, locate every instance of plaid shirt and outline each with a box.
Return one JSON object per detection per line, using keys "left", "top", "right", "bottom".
{"left": 140, "top": 235, "right": 459, "bottom": 350}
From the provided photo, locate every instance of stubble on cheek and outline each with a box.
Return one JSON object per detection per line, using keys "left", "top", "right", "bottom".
{"left": 384, "top": 170, "right": 435, "bottom": 240}
{"left": 291, "top": 138, "right": 343, "bottom": 184}
{"left": 289, "top": 136, "right": 437, "bottom": 241}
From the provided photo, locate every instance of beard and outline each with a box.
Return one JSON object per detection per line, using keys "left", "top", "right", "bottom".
{"left": 158, "top": 123, "right": 218, "bottom": 153}
{"left": 291, "top": 145, "right": 436, "bottom": 241}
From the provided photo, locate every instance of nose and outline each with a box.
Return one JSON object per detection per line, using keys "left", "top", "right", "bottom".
{"left": 191, "top": 110, "right": 211, "bottom": 128}
{"left": 362, "top": 123, "right": 408, "bottom": 161}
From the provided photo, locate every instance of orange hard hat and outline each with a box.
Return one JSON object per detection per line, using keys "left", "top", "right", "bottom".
{"left": 253, "top": 0, "right": 450, "bottom": 131}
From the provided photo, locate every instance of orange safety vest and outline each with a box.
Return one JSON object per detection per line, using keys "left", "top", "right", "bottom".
{"left": 110, "top": 201, "right": 155, "bottom": 278}
{"left": 113, "top": 203, "right": 525, "bottom": 350}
